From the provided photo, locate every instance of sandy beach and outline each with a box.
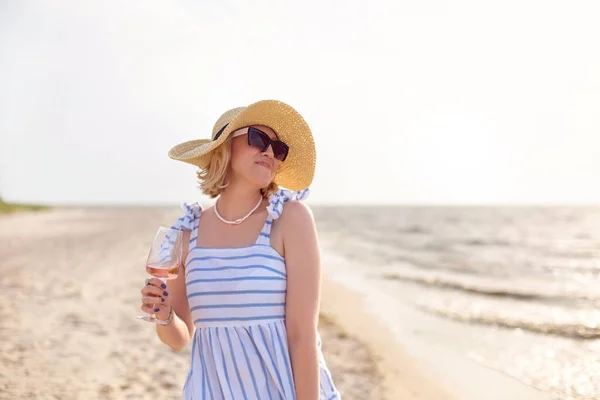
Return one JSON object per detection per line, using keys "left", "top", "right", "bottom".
{"left": 0, "top": 206, "right": 454, "bottom": 400}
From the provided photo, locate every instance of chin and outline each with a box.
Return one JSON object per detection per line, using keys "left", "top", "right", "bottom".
{"left": 245, "top": 173, "right": 273, "bottom": 189}
{"left": 248, "top": 165, "right": 274, "bottom": 186}
{"left": 253, "top": 178, "right": 273, "bottom": 189}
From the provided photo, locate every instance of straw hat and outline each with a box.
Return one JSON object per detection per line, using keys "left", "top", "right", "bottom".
{"left": 168, "top": 99, "right": 316, "bottom": 191}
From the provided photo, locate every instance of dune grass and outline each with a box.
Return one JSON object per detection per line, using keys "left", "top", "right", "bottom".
{"left": 0, "top": 198, "right": 48, "bottom": 214}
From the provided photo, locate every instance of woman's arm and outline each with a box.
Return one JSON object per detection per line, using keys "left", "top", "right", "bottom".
{"left": 281, "top": 201, "right": 322, "bottom": 399}
{"left": 156, "top": 229, "right": 195, "bottom": 351}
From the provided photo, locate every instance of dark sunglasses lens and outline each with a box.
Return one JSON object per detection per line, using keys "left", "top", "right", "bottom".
{"left": 272, "top": 142, "right": 289, "bottom": 161}
{"left": 248, "top": 129, "right": 269, "bottom": 151}
{"left": 248, "top": 128, "right": 289, "bottom": 161}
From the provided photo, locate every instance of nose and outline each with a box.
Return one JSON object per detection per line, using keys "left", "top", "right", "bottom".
{"left": 262, "top": 143, "right": 275, "bottom": 158}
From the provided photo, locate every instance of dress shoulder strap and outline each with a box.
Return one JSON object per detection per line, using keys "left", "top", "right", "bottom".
{"left": 255, "top": 215, "right": 274, "bottom": 245}
{"left": 266, "top": 188, "right": 310, "bottom": 219}
{"left": 170, "top": 202, "right": 202, "bottom": 249}
{"left": 159, "top": 202, "right": 202, "bottom": 263}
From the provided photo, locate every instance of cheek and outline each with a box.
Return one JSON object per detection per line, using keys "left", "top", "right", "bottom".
{"left": 230, "top": 141, "right": 257, "bottom": 170}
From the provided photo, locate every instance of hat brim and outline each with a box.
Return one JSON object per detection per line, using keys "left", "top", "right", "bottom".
{"left": 168, "top": 100, "right": 316, "bottom": 191}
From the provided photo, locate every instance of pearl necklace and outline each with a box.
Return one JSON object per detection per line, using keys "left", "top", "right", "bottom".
{"left": 214, "top": 195, "right": 263, "bottom": 225}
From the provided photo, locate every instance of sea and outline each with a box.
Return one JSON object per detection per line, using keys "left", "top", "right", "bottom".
{"left": 312, "top": 205, "right": 600, "bottom": 400}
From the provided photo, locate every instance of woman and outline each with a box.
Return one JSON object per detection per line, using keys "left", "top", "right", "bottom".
{"left": 139, "top": 100, "right": 341, "bottom": 399}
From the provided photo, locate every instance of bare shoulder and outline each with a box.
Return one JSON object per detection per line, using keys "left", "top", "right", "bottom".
{"left": 278, "top": 200, "right": 316, "bottom": 236}
{"left": 280, "top": 200, "right": 314, "bottom": 221}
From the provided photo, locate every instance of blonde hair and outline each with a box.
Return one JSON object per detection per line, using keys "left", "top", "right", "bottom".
{"left": 196, "top": 137, "right": 279, "bottom": 199}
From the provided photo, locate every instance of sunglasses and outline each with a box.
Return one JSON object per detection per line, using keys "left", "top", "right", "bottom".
{"left": 232, "top": 127, "right": 289, "bottom": 162}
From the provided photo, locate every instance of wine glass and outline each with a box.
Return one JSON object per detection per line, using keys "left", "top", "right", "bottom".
{"left": 136, "top": 226, "right": 183, "bottom": 325}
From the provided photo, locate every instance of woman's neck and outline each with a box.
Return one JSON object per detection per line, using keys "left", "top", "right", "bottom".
{"left": 216, "top": 182, "right": 263, "bottom": 220}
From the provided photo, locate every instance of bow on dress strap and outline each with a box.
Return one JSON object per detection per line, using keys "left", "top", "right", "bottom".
{"left": 266, "top": 188, "right": 310, "bottom": 219}
{"left": 158, "top": 202, "right": 202, "bottom": 261}
{"left": 174, "top": 202, "right": 202, "bottom": 231}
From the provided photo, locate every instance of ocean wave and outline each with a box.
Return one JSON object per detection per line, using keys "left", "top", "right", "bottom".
{"left": 383, "top": 272, "right": 544, "bottom": 300}
{"left": 416, "top": 303, "right": 600, "bottom": 340}
{"left": 382, "top": 270, "right": 600, "bottom": 304}
{"left": 462, "top": 238, "right": 513, "bottom": 247}
{"left": 382, "top": 266, "right": 600, "bottom": 340}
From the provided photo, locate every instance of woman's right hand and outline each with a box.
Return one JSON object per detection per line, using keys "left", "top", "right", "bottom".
{"left": 140, "top": 277, "right": 172, "bottom": 322}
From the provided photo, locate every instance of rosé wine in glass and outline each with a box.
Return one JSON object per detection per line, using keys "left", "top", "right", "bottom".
{"left": 146, "top": 260, "right": 180, "bottom": 280}
{"left": 136, "top": 226, "right": 183, "bottom": 325}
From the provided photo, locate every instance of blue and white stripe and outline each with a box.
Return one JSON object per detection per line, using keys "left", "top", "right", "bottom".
{"left": 266, "top": 188, "right": 310, "bottom": 219}
{"left": 176, "top": 189, "right": 341, "bottom": 400}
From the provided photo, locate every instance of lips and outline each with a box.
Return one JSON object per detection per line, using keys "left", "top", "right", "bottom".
{"left": 256, "top": 161, "right": 272, "bottom": 170}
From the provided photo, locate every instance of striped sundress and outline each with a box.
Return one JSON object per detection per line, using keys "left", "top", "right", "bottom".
{"left": 168, "top": 189, "right": 341, "bottom": 400}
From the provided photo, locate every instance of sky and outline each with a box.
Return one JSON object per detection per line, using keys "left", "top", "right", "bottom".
{"left": 1, "top": 0, "right": 599, "bottom": 205}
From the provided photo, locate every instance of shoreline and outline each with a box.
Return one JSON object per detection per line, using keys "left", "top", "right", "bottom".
{"left": 319, "top": 248, "right": 553, "bottom": 400}
{"left": 320, "top": 270, "right": 458, "bottom": 400}
{"left": 1, "top": 207, "right": 552, "bottom": 399}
